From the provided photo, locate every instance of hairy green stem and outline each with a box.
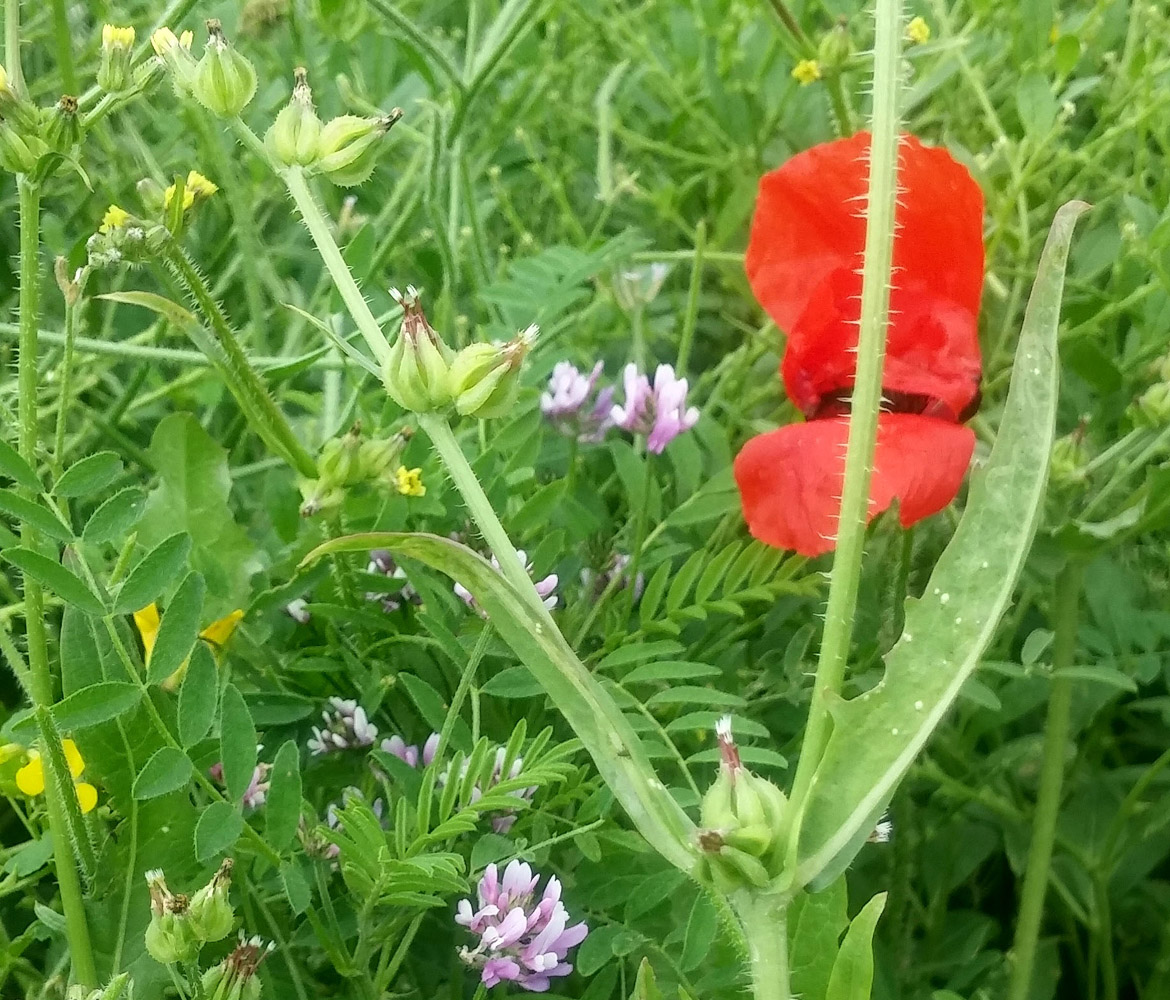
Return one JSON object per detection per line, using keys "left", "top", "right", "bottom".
{"left": 784, "top": 0, "right": 903, "bottom": 872}
{"left": 736, "top": 893, "right": 792, "bottom": 1000}
{"left": 1008, "top": 561, "right": 1084, "bottom": 1000}
{"left": 52, "top": 267, "right": 83, "bottom": 478}
{"left": 48, "top": 0, "right": 76, "bottom": 92}
{"left": 16, "top": 178, "right": 98, "bottom": 988}
{"left": 417, "top": 413, "right": 556, "bottom": 624}
{"left": 4, "top": 0, "right": 24, "bottom": 94}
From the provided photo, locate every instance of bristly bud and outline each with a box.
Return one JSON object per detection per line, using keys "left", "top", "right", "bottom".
{"left": 192, "top": 20, "right": 258, "bottom": 117}
{"left": 137, "top": 176, "right": 166, "bottom": 214}
{"left": 818, "top": 17, "right": 854, "bottom": 71}
{"left": 315, "top": 110, "right": 402, "bottom": 187}
{"left": 298, "top": 478, "right": 345, "bottom": 518}
{"left": 187, "top": 858, "right": 236, "bottom": 943}
{"left": 358, "top": 428, "right": 411, "bottom": 482}
{"left": 44, "top": 95, "right": 82, "bottom": 154}
{"left": 316, "top": 424, "right": 365, "bottom": 489}
{"left": 0, "top": 63, "right": 41, "bottom": 133}
{"left": 144, "top": 869, "right": 199, "bottom": 964}
{"left": 1049, "top": 430, "right": 1089, "bottom": 487}
{"left": 265, "top": 67, "right": 322, "bottom": 167}
{"left": 98, "top": 25, "right": 136, "bottom": 93}
{"left": 0, "top": 120, "right": 45, "bottom": 174}
{"left": 1132, "top": 382, "right": 1170, "bottom": 428}
{"left": 201, "top": 934, "right": 274, "bottom": 1000}
{"left": 151, "top": 27, "right": 197, "bottom": 95}
{"left": 65, "top": 972, "right": 132, "bottom": 1000}
{"left": 382, "top": 287, "right": 454, "bottom": 412}
{"left": 448, "top": 324, "right": 537, "bottom": 419}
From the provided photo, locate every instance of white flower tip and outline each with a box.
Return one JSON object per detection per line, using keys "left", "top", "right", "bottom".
{"left": 715, "top": 715, "right": 733, "bottom": 740}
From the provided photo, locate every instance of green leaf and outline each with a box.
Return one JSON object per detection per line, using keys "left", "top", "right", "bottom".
{"left": 133, "top": 747, "right": 193, "bottom": 800}
{"left": 53, "top": 452, "right": 123, "bottom": 498}
{"left": 623, "top": 661, "right": 721, "bottom": 684}
{"left": 60, "top": 606, "right": 102, "bottom": 695}
{"left": 220, "top": 684, "right": 258, "bottom": 803}
{"left": 630, "top": 958, "right": 664, "bottom": 1000}
{"left": 1016, "top": 71, "right": 1057, "bottom": 139}
{"left": 398, "top": 673, "right": 449, "bottom": 732}
{"left": 480, "top": 666, "right": 544, "bottom": 698}
{"left": 178, "top": 644, "right": 219, "bottom": 747}
{"left": 825, "top": 893, "right": 886, "bottom": 1000}
{"left": 1, "top": 548, "right": 105, "bottom": 615}
{"left": 82, "top": 487, "right": 146, "bottom": 545}
{"left": 52, "top": 681, "right": 140, "bottom": 731}
{"left": 575, "top": 924, "right": 623, "bottom": 978}
{"left": 266, "top": 740, "right": 302, "bottom": 851}
{"left": 302, "top": 532, "right": 698, "bottom": 876}
{"left": 789, "top": 877, "right": 849, "bottom": 1000}
{"left": 97, "top": 290, "right": 198, "bottom": 328}
{"left": 794, "top": 202, "right": 1088, "bottom": 889}
{"left": 680, "top": 893, "right": 718, "bottom": 971}
{"left": 0, "top": 438, "right": 41, "bottom": 492}
{"left": 195, "top": 801, "right": 244, "bottom": 862}
{"left": 0, "top": 490, "right": 73, "bottom": 541}
{"left": 112, "top": 532, "right": 191, "bottom": 615}
{"left": 147, "top": 573, "right": 204, "bottom": 686}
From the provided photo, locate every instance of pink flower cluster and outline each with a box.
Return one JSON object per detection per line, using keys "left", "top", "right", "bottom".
{"left": 456, "top": 860, "right": 588, "bottom": 992}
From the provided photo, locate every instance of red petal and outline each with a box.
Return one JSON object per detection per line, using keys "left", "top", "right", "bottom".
{"left": 745, "top": 133, "right": 985, "bottom": 419}
{"left": 733, "top": 414, "right": 975, "bottom": 557}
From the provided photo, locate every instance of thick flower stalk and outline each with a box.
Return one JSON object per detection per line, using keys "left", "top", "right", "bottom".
{"left": 735, "top": 132, "right": 985, "bottom": 557}
{"left": 456, "top": 861, "right": 588, "bottom": 992}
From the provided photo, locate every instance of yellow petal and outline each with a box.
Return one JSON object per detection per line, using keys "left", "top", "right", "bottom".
{"left": 16, "top": 756, "right": 44, "bottom": 796}
{"left": 75, "top": 782, "right": 98, "bottom": 814}
{"left": 200, "top": 609, "right": 244, "bottom": 649}
{"left": 133, "top": 604, "right": 161, "bottom": 664}
{"left": 161, "top": 656, "right": 191, "bottom": 693}
{"left": 62, "top": 739, "right": 85, "bottom": 779}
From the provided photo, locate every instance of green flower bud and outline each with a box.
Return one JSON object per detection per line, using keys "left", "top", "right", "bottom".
{"left": 383, "top": 287, "right": 454, "bottom": 412}
{"left": 0, "top": 120, "right": 45, "bottom": 174}
{"left": 137, "top": 177, "right": 166, "bottom": 215}
{"left": 298, "top": 478, "right": 345, "bottom": 518}
{"left": 316, "top": 110, "right": 402, "bottom": 187}
{"left": 144, "top": 869, "right": 199, "bottom": 965}
{"left": 358, "top": 429, "right": 411, "bottom": 481}
{"left": 818, "top": 18, "right": 854, "bottom": 72}
{"left": 202, "top": 935, "right": 273, "bottom": 1000}
{"left": 1049, "top": 431, "right": 1088, "bottom": 487}
{"left": 317, "top": 425, "right": 365, "bottom": 488}
{"left": 448, "top": 325, "right": 537, "bottom": 419}
{"left": 192, "top": 20, "right": 258, "bottom": 117}
{"left": 150, "top": 27, "right": 197, "bottom": 95}
{"left": 66, "top": 972, "right": 132, "bottom": 1000}
{"left": 44, "top": 95, "right": 82, "bottom": 154}
{"left": 188, "top": 858, "right": 235, "bottom": 943}
{"left": 98, "top": 25, "right": 137, "bottom": 94}
{"left": 265, "top": 67, "right": 322, "bottom": 167}
{"left": 1133, "top": 382, "right": 1170, "bottom": 428}
{"left": 0, "top": 63, "right": 42, "bottom": 133}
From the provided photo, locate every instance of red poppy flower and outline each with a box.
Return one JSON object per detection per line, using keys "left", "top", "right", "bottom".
{"left": 735, "top": 132, "right": 985, "bottom": 557}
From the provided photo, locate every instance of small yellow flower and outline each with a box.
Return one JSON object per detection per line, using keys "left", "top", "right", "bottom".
{"left": 99, "top": 204, "right": 130, "bottom": 233}
{"left": 791, "top": 59, "right": 822, "bottom": 85}
{"left": 102, "top": 24, "right": 135, "bottom": 50}
{"left": 394, "top": 466, "right": 426, "bottom": 497}
{"left": 150, "top": 27, "right": 192, "bottom": 56}
{"left": 906, "top": 16, "right": 931, "bottom": 44}
{"left": 134, "top": 603, "right": 245, "bottom": 690}
{"left": 164, "top": 169, "right": 219, "bottom": 211}
{"left": 15, "top": 739, "right": 98, "bottom": 814}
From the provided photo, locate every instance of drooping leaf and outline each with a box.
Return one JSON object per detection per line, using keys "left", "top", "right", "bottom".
{"left": 178, "top": 644, "right": 219, "bottom": 747}
{"left": 0, "top": 490, "right": 73, "bottom": 541}
{"left": 265, "top": 740, "right": 302, "bottom": 852}
{"left": 794, "top": 202, "right": 1088, "bottom": 888}
{"left": 0, "top": 438, "right": 42, "bottom": 492}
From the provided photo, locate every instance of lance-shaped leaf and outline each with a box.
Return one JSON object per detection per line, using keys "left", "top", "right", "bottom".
{"left": 794, "top": 202, "right": 1088, "bottom": 889}
{"left": 302, "top": 532, "right": 699, "bottom": 875}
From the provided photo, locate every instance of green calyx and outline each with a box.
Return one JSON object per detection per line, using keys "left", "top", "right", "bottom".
{"left": 192, "top": 20, "right": 258, "bottom": 117}
{"left": 315, "top": 111, "right": 402, "bottom": 187}
{"left": 382, "top": 288, "right": 454, "bottom": 412}
{"left": 265, "top": 68, "right": 323, "bottom": 168}
{"left": 448, "top": 324, "right": 538, "bottom": 419}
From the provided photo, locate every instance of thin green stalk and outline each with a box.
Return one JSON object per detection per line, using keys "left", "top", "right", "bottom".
{"left": 784, "top": 0, "right": 903, "bottom": 870}
{"left": 417, "top": 413, "right": 556, "bottom": 624}
{"left": 736, "top": 893, "right": 792, "bottom": 1000}
{"left": 48, "top": 0, "right": 76, "bottom": 92}
{"left": 16, "top": 178, "right": 98, "bottom": 989}
{"left": 675, "top": 220, "right": 706, "bottom": 375}
{"left": 1008, "top": 561, "right": 1085, "bottom": 1000}
{"left": 52, "top": 265, "right": 84, "bottom": 478}
{"left": 281, "top": 165, "right": 392, "bottom": 366}
{"left": 622, "top": 454, "right": 655, "bottom": 620}
{"left": 825, "top": 75, "right": 856, "bottom": 137}
{"left": 4, "top": 0, "right": 25, "bottom": 95}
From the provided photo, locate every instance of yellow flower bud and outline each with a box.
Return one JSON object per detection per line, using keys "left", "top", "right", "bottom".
{"left": 906, "top": 15, "right": 931, "bottom": 44}
{"left": 100, "top": 204, "right": 131, "bottom": 233}
{"left": 151, "top": 26, "right": 197, "bottom": 94}
{"left": 791, "top": 59, "right": 821, "bottom": 85}
{"left": 98, "top": 24, "right": 136, "bottom": 93}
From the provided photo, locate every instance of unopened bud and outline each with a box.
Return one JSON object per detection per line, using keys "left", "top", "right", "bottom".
{"left": 1049, "top": 432, "right": 1088, "bottom": 486}
{"left": 358, "top": 430, "right": 409, "bottom": 480}
{"left": 0, "top": 63, "right": 40, "bottom": 133}
{"left": 137, "top": 177, "right": 166, "bottom": 214}
{"left": 383, "top": 287, "right": 454, "bottom": 412}
{"left": 266, "top": 67, "right": 322, "bottom": 167}
{"left": 98, "top": 25, "right": 136, "bottom": 93}
{"left": 317, "top": 425, "right": 365, "bottom": 488}
{"left": 316, "top": 110, "right": 402, "bottom": 187}
{"left": 44, "top": 95, "right": 82, "bottom": 154}
{"left": 192, "top": 20, "right": 258, "bottom": 117}
{"left": 202, "top": 935, "right": 273, "bottom": 1000}
{"left": 65, "top": 972, "right": 132, "bottom": 1000}
{"left": 144, "top": 869, "right": 199, "bottom": 964}
{"left": 298, "top": 478, "right": 344, "bottom": 517}
{"left": 1133, "top": 382, "right": 1170, "bottom": 428}
{"left": 0, "top": 121, "right": 44, "bottom": 174}
{"left": 151, "top": 27, "right": 197, "bottom": 94}
{"left": 188, "top": 858, "right": 236, "bottom": 942}
{"left": 448, "top": 325, "right": 537, "bottom": 419}
{"left": 818, "top": 19, "right": 854, "bottom": 70}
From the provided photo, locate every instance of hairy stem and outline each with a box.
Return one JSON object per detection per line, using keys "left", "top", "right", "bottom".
{"left": 4, "top": 0, "right": 25, "bottom": 95}
{"left": 1008, "top": 561, "right": 1084, "bottom": 1000}
{"left": 17, "top": 177, "right": 98, "bottom": 988}
{"left": 784, "top": 0, "right": 903, "bottom": 872}
{"left": 736, "top": 893, "right": 792, "bottom": 1000}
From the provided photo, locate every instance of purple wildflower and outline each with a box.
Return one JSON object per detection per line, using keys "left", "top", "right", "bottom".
{"left": 366, "top": 549, "right": 421, "bottom": 612}
{"left": 540, "top": 362, "right": 614, "bottom": 443}
{"left": 381, "top": 732, "right": 440, "bottom": 768}
{"left": 610, "top": 363, "right": 700, "bottom": 454}
{"left": 455, "top": 550, "right": 558, "bottom": 614}
{"left": 444, "top": 745, "right": 536, "bottom": 834}
{"left": 308, "top": 697, "right": 379, "bottom": 755}
{"left": 456, "top": 860, "right": 588, "bottom": 992}
{"left": 209, "top": 747, "right": 270, "bottom": 810}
